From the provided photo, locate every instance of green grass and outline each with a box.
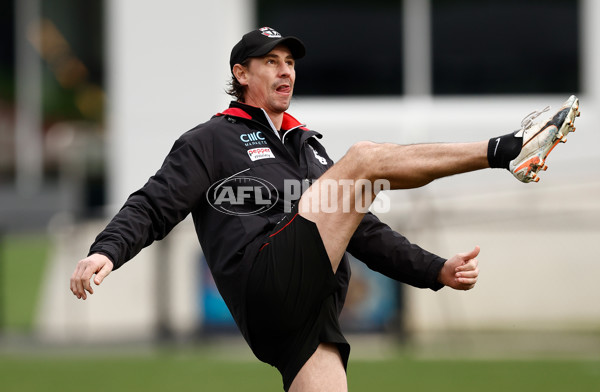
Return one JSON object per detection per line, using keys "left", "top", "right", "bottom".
{"left": 348, "top": 358, "right": 600, "bottom": 391}
{"left": 0, "top": 353, "right": 598, "bottom": 392}
{"left": 0, "top": 233, "right": 50, "bottom": 331}
{"left": 0, "top": 354, "right": 277, "bottom": 392}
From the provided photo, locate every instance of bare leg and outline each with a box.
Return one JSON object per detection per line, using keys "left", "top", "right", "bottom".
{"left": 289, "top": 343, "right": 347, "bottom": 392}
{"left": 298, "top": 140, "right": 489, "bottom": 272}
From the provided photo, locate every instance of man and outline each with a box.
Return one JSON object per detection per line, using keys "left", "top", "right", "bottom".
{"left": 70, "top": 27, "right": 580, "bottom": 391}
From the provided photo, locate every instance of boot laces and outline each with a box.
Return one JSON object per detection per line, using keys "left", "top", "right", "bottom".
{"left": 521, "top": 106, "right": 550, "bottom": 130}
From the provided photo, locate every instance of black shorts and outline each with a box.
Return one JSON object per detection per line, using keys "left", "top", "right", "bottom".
{"left": 245, "top": 211, "right": 350, "bottom": 391}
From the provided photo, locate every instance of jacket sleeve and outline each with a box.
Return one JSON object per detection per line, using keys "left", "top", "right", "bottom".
{"left": 88, "top": 131, "right": 212, "bottom": 270}
{"left": 346, "top": 212, "right": 446, "bottom": 291}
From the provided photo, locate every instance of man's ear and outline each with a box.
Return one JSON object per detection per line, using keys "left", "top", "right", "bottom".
{"left": 233, "top": 64, "right": 248, "bottom": 86}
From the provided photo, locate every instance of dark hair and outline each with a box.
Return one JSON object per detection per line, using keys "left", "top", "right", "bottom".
{"left": 226, "top": 59, "right": 251, "bottom": 102}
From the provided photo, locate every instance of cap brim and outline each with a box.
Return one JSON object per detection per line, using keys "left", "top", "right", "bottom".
{"left": 247, "top": 36, "right": 306, "bottom": 60}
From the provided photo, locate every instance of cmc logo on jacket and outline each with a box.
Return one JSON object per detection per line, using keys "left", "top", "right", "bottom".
{"left": 240, "top": 131, "right": 267, "bottom": 146}
{"left": 206, "top": 171, "right": 279, "bottom": 216}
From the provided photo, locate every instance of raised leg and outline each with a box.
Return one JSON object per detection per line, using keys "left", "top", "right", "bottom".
{"left": 298, "top": 140, "right": 489, "bottom": 272}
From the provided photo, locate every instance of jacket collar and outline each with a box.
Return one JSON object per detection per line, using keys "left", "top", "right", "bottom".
{"left": 216, "top": 101, "right": 309, "bottom": 133}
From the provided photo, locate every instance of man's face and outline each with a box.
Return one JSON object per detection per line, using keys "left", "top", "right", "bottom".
{"left": 240, "top": 45, "right": 296, "bottom": 116}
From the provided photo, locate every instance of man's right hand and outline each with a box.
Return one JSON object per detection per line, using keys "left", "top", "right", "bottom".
{"left": 70, "top": 253, "right": 114, "bottom": 300}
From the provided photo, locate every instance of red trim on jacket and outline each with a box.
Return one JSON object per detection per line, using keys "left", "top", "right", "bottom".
{"left": 216, "top": 107, "right": 252, "bottom": 120}
{"left": 281, "top": 112, "right": 309, "bottom": 131}
{"left": 217, "top": 103, "right": 308, "bottom": 131}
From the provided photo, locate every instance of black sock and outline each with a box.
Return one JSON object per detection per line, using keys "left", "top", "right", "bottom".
{"left": 487, "top": 131, "right": 523, "bottom": 169}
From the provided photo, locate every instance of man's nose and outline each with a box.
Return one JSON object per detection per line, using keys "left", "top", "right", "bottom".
{"left": 279, "top": 63, "right": 292, "bottom": 76}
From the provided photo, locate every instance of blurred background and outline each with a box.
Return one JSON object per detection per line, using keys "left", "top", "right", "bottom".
{"left": 1, "top": 0, "right": 599, "bottom": 391}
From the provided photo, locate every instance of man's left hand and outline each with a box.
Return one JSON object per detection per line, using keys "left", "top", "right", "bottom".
{"left": 438, "top": 246, "right": 480, "bottom": 290}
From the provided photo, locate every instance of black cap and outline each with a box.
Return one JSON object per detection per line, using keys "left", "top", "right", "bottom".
{"left": 229, "top": 27, "right": 306, "bottom": 71}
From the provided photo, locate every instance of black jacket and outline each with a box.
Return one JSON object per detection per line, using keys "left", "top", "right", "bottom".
{"left": 89, "top": 101, "right": 445, "bottom": 334}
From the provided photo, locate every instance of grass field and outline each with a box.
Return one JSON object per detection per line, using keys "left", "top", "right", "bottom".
{"left": 0, "top": 233, "right": 49, "bottom": 331}
{"left": 0, "top": 351, "right": 599, "bottom": 392}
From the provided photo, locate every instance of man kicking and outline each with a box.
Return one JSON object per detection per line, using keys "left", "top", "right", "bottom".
{"left": 70, "top": 27, "right": 580, "bottom": 391}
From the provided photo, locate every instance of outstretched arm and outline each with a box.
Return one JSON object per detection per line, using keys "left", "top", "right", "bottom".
{"left": 348, "top": 213, "right": 480, "bottom": 291}
{"left": 68, "top": 130, "right": 213, "bottom": 300}
{"left": 70, "top": 253, "right": 114, "bottom": 300}
{"left": 347, "top": 213, "right": 446, "bottom": 291}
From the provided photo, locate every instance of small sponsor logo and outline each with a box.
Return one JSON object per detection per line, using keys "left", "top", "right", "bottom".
{"left": 240, "top": 131, "right": 265, "bottom": 143}
{"left": 207, "top": 174, "right": 278, "bottom": 216}
{"left": 248, "top": 147, "right": 275, "bottom": 161}
{"left": 259, "top": 27, "right": 282, "bottom": 38}
{"left": 240, "top": 131, "right": 267, "bottom": 147}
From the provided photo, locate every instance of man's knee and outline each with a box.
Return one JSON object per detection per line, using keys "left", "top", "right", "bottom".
{"left": 344, "top": 141, "right": 380, "bottom": 177}
{"left": 347, "top": 140, "right": 378, "bottom": 159}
